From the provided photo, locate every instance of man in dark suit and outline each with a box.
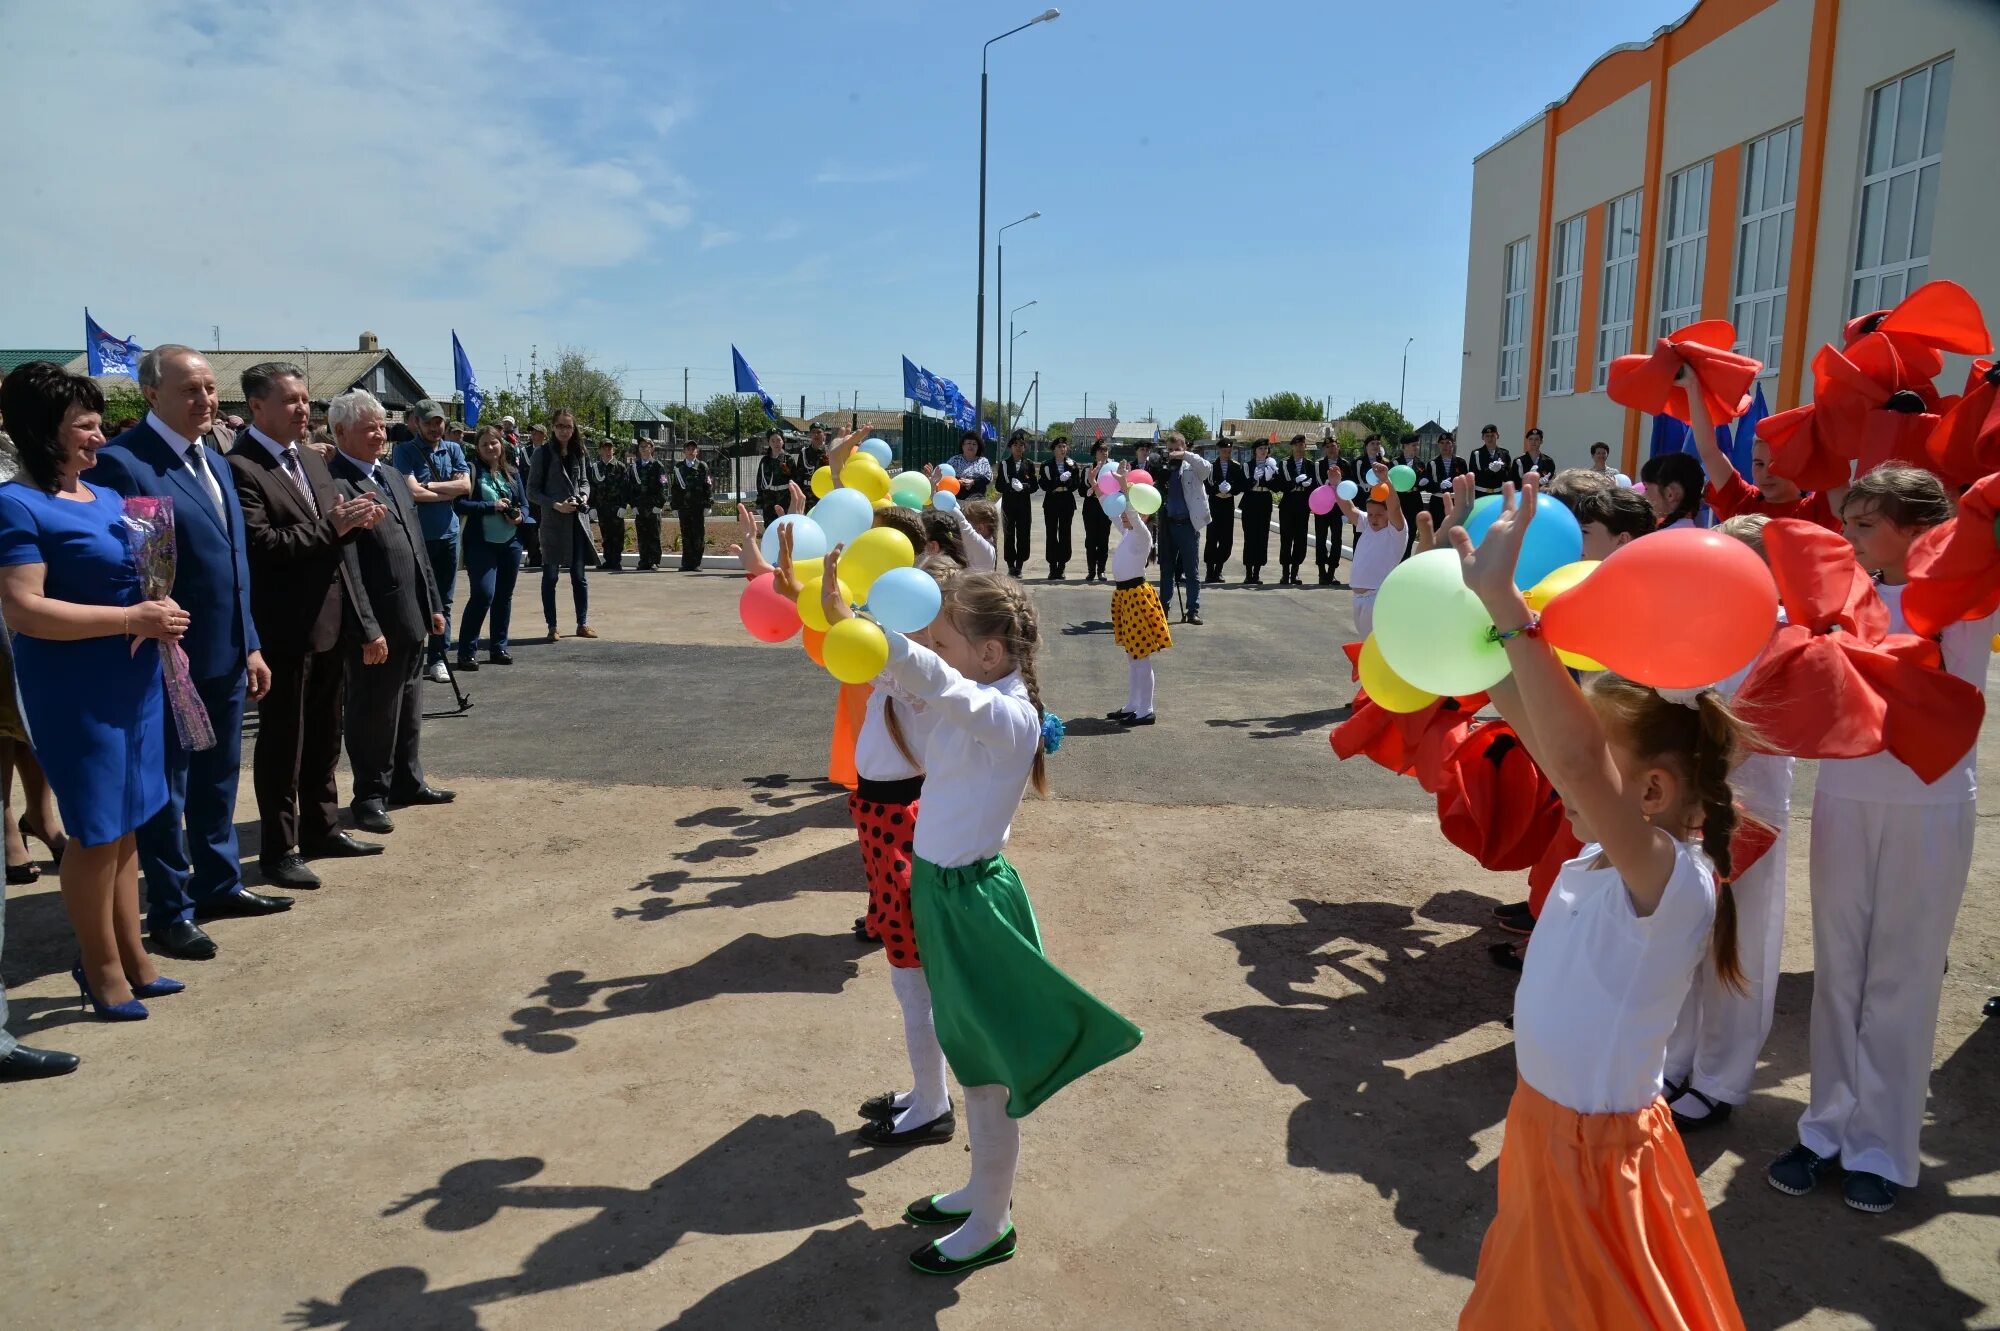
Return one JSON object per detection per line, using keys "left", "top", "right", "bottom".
{"left": 1039, "top": 437, "right": 1081, "bottom": 580}
{"left": 87, "top": 345, "right": 290, "bottom": 961}
{"left": 1276, "top": 435, "right": 1315, "bottom": 585}
{"left": 324, "top": 389, "right": 455, "bottom": 835}
{"left": 1470, "top": 423, "right": 1511, "bottom": 497}
{"left": 670, "top": 438, "right": 713, "bottom": 571}
{"left": 1202, "top": 443, "right": 1244, "bottom": 583}
{"left": 229, "top": 362, "right": 389, "bottom": 891}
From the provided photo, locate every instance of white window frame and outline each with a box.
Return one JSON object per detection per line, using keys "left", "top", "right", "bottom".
{"left": 1594, "top": 189, "right": 1643, "bottom": 390}
{"left": 1656, "top": 159, "right": 1712, "bottom": 339}
{"left": 1544, "top": 214, "right": 1586, "bottom": 396}
{"left": 1732, "top": 122, "right": 1802, "bottom": 377}
{"left": 1497, "top": 237, "right": 1530, "bottom": 402}
{"left": 1849, "top": 55, "right": 1953, "bottom": 317}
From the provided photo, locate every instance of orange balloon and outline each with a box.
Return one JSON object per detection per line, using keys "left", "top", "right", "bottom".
{"left": 1540, "top": 529, "right": 1778, "bottom": 688}
{"left": 801, "top": 626, "right": 827, "bottom": 666}
{"left": 937, "top": 476, "right": 961, "bottom": 495}
{"left": 1371, "top": 483, "right": 1392, "bottom": 503}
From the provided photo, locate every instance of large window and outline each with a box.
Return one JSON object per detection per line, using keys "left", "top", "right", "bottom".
{"left": 1594, "top": 189, "right": 1643, "bottom": 389}
{"left": 1733, "top": 123, "right": 1801, "bottom": 375}
{"left": 1497, "top": 237, "right": 1529, "bottom": 401}
{"left": 1851, "top": 55, "right": 1953, "bottom": 316}
{"left": 1544, "top": 214, "right": 1586, "bottom": 395}
{"left": 1656, "top": 159, "right": 1712, "bottom": 338}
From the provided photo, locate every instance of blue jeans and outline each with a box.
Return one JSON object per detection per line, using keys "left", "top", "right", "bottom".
{"left": 541, "top": 524, "right": 590, "bottom": 631}
{"left": 141, "top": 669, "right": 247, "bottom": 930}
{"left": 425, "top": 536, "right": 458, "bottom": 665}
{"left": 459, "top": 536, "right": 521, "bottom": 657}
{"left": 1158, "top": 517, "right": 1201, "bottom": 617}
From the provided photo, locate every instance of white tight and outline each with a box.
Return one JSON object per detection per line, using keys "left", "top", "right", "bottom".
{"left": 888, "top": 966, "right": 951, "bottom": 1130}
{"left": 933, "top": 1083, "right": 1019, "bottom": 1258}
{"left": 1126, "top": 657, "right": 1155, "bottom": 717}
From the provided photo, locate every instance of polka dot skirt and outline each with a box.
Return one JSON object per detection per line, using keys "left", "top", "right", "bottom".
{"left": 1111, "top": 582, "right": 1175, "bottom": 660}
{"left": 847, "top": 793, "right": 921, "bottom": 967}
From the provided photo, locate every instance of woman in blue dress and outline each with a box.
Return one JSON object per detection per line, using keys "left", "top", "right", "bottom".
{"left": 0, "top": 362, "right": 190, "bottom": 1020}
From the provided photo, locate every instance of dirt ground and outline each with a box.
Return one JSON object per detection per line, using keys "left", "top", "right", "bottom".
{"left": 3, "top": 532, "right": 1997, "bottom": 1330}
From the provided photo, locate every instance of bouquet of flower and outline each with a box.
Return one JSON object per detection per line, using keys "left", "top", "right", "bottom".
{"left": 121, "top": 495, "right": 216, "bottom": 751}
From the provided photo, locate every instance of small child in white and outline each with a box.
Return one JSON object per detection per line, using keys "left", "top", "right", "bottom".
{"left": 1334, "top": 466, "right": 1407, "bottom": 640}
{"left": 1107, "top": 507, "right": 1172, "bottom": 727}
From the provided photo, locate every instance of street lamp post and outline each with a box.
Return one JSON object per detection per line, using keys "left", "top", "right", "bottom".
{"left": 1009, "top": 326, "right": 1028, "bottom": 425}
{"left": 1400, "top": 336, "right": 1415, "bottom": 421}
{"left": 1006, "top": 299, "right": 1036, "bottom": 434}
{"left": 996, "top": 214, "right": 1040, "bottom": 440}
{"left": 975, "top": 10, "right": 1059, "bottom": 454}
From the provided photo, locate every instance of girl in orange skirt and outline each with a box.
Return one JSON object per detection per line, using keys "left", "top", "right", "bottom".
{"left": 1449, "top": 479, "right": 1747, "bottom": 1331}
{"left": 1106, "top": 507, "right": 1171, "bottom": 728}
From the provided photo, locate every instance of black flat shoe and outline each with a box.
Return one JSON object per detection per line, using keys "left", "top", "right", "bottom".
{"left": 303, "top": 831, "right": 384, "bottom": 858}
{"left": 1669, "top": 1087, "right": 1734, "bottom": 1134}
{"left": 861, "top": 1091, "right": 909, "bottom": 1121}
{"left": 1105, "top": 709, "right": 1135, "bottom": 722}
{"left": 853, "top": 916, "right": 881, "bottom": 945}
{"left": 488, "top": 650, "right": 514, "bottom": 665}
{"left": 388, "top": 785, "right": 456, "bottom": 808}
{"left": 194, "top": 888, "right": 295, "bottom": 920}
{"left": 351, "top": 802, "right": 394, "bottom": 834}
{"left": 0, "top": 1044, "right": 80, "bottom": 1081}
{"left": 1488, "top": 941, "right": 1524, "bottom": 972}
{"left": 909, "top": 1226, "right": 1017, "bottom": 1275}
{"left": 858, "top": 1109, "right": 955, "bottom": 1147}
{"left": 1118, "top": 714, "right": 1156, "bottom": 727}
{"left": 453, "top": 658, "right": 480, "bottom": 672}
{"left": 151, "top": 920, "right": 218, "bottom": 961}
{"left": 259, "top": 854, "right": 322, "bottom": 890}
{"left": 903, "top": 1194, "right": 973, "bottom": 1226}
{"left": 1492, "top": 900, "right": 1533, "bottom": 920}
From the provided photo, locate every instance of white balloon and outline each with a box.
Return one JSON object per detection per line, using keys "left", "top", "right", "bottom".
{"left": 1614, "top": 472, "right": 1633, "bottom": 489}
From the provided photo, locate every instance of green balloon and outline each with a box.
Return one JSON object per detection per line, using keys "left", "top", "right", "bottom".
{"left": 1371, "top": 548, "right": 1511, "bottom": 695}
{"left": 1388, "top": 464, "right": 1417, "bottom": 493}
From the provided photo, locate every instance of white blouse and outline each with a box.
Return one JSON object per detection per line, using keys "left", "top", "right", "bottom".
{"left": 947, "top": 506, "right": 998, "bottom": 573}
{"left": 854, "top": 674, "right": 938, "bottom": 783}
{"left": 1110, "top": 515, "right": 1153, "bottom": 581}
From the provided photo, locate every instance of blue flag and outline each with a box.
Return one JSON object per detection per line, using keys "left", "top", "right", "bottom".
{"left": 452, "top": 331, "right": 482, "bottom": 428}
{"left": 1726, "top": 383, "right": 1769, "bottom": 478}
{"left": 85, "top": 309, "right": 143, "bottom": 379}
{"left": 732, "top": 346, "right": 778, "bottom": 419}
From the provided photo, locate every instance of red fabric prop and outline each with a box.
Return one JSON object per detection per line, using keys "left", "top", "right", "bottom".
{"left": 1728, "top": 815, "right": 1779, "bottom": 885}
{"left": 1734, "top": 519, "right": 1984, "bottom": 781}
{"left": 1434, "top": 721, "right": 1568, "bottom": 873}
{"left": 1843, "top": 279, "right": 1992, "bottom": 383}
{"left": 1904, "top": 470, "right": 2000, "bottom": 638}
{"left": 1606, "top": 319, "right": 1760, "bottom": 424}
{"left": 1342, "top": 639, "right": 1364, "bottom": 683}
{"left": 1926, "top": 360, "right": 2000, "bottom": 488}
{"left": 1759, "top": 342, "right": 1939, "bottom": 491}
{"left": 1331, "top": 691, "right": 1488, "bottom": 791}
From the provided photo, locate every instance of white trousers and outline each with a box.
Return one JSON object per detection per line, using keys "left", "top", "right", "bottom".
{"left": 1798, "top": 792, "right": 1975, "bottom": 1186}
{"left": 1665, "top": 820, "right": 1787, "bottom": 1104}
{"left": 1353, "top": 589, "right": 1377, "bottom": 642}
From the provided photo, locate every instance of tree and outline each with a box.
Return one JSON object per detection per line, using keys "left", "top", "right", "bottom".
{"left": 535, "top": 347, "right": 622, "bottom": 430}
{"left": 1245, "top": 391, "right": 1325, "bottom": 421}
{"left": 99, "top": 383, "right": 147, "bottom": 426}
{"left": 695, "top": 390, "right": 773, "bottom": 445}
{"left": 1171, "top": 413, "right": 1210, "bottom": 442}
{"left": 1343, "top": 399, "right": 1414, "bottom": 443}
{"left": 1105, "top": 400, "right": 1119, "bottom": 421}
{"left": 1045, "top": 420, "right": 1072, "bottom": 441}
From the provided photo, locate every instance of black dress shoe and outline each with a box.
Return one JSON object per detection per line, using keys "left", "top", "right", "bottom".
{"left": 351, "top": 802, "right": 394, "bottom": 834}
{"left": 259, "top": 854, "right": 322, "bottom": 890}
{"left": 1119, "top": 714, "right": 1156, "bottom": 727}
{"left": 910, "top": 1226, "right": 1017, "bottom": 1275}
{"left": 1182, "top": 612, "right": 1203, "bottom": 626}
{"left": 858, "top": 1109, "right": 955, "bottom": 1147}
{"left": 453, "top": 657, "right": 480, "bottom": 672}
{"left": 488, "top": 650, "right": 514, "bottom": 665}
{"left": 151, "top": 920, "right": 218, "bottom": 960}
{"left": 387, "top": 785, "right": 456, "bottom": 808}
{"left": 195, "top": 888, "right": 295, "bottom": 920}
{"left": 302, "top": 831, "right": 385, "bottom": 858}
{"left": 0, "top": 1044, "right": 80, "bottom": 1081}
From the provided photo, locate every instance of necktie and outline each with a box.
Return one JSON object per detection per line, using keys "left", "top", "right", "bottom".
{"left": 282, "top": 445, "right": 320, "bottom": 517}
{"left": 186, "top": 441, "right": 226, "bottom": 515}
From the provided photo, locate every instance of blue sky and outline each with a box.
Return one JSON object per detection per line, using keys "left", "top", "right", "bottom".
{"left": 1, "top": 0, "right": 1697, "bottom": 430}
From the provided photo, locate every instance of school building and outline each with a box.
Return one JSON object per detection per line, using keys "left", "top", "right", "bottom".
{"left": 1456, "top": 0, "right": 2000, "bottom": 473}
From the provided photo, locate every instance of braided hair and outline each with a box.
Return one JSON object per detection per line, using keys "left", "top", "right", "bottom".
{"left": 939, "top": 572, "right": 1049, "bottom": 795}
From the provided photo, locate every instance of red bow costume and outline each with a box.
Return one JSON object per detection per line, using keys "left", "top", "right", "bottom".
{"left": 1926, "top": 360, "right": 2000, "bottom": 488}
{"left": 1434, "top": 721, "right": 1569, "bottom": 874}
{"left": 1606, "top": 319, "right": 1760, "bottom": 425}
{"left": 1842, "top": 280, "right": 1991, "bottom": 385}
{"left": 1735, "top": 519, "right": 1983, "bottom": 782}
{"left": 1331, "top": 689, "right": 1487, "bottom": 793}
{"left": 1903, "top": 470, "right": 2000, "bottom": 639}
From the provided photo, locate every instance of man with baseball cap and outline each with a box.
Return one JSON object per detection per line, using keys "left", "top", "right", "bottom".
{"left": 391, "top": 399, "right": 470, "bottom": 681}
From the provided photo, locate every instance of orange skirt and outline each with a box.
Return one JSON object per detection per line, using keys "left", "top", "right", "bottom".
{"left": 828, "top": 683, "right": 869, "bottom": 791}
{"left": 1459, "top": 1077, "right": 1744, "bottom": 1331}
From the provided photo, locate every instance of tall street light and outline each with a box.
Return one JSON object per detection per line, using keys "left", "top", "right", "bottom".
{"left": 1009, "top": 327, "right": 1030, "bottom": 429}
{"left": 1400, "top": 336, "right": 1415, "bottom": 421}
{"left": 996, "top": 212, "right": 1040, "bottom": 441}
{"left": 975, "top": 9, "right": 1059, "bottom": 449}
{"left": 1007, "top": 299, "right": 1037, "bottom": 433}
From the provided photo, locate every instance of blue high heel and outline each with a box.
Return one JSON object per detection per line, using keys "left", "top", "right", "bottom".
{"left": 71, "top": 965, "right": 149, "bottom": 1021}
{"left": 132, "top": 976, "right": 186, "bottom": 998}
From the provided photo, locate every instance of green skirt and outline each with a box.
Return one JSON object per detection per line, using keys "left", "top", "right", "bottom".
{"left": 911, "top": 854, "right": 1143, "bottom": 1117}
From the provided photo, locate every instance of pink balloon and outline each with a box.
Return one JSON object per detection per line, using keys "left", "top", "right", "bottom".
{"left": 1308, "top": 484, "right": 1337, "bottom": 516}
{"left": 1127, "top": 469, "right": 1153, "bottom": 485}
{"left": 739, "top": 572, "right": 801, "bottom": 642}
{"left": 1096, "top": 471, "right": 1122, "bottom": 496}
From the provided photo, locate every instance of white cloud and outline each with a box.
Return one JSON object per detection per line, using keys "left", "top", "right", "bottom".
{"left": 699, "top": 228, "right": 739, "bottom": 250}
{"left": 647, "top": 92, "right": 696, "bottom": 137}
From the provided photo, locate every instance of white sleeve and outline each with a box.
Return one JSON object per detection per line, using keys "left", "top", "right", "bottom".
{"left": 883, "top": 632, "right": 1039, "bottom": 756}
{"left": 948, "top": 506, "right": 997, "bottom": 572}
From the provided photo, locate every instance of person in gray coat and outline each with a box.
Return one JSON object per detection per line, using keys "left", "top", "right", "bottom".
{"left": 527, "top": 408, "right": 596, "bottom": 642}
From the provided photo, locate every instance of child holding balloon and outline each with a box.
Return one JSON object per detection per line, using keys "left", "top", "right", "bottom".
{"left": 822, "top": 556, "right": 1142, "bottom": 1276}
{"left": 1108, "top": 505, "right": 1171, "bottom": 726}
{"left": 1332, "top": 473, "right": 1407, "bottom": 641}
{"left": 1448, "top": 478, "right": 1749, "bottom": 1330}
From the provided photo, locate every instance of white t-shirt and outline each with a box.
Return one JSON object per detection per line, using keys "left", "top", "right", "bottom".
{"left": 853, "top": 675, "right": 939, "bottom": 784}
{"left": 1347, "top": 519, "right": 1404, "bottom": 591}
{"left": 1514, "top": 838, "right": 1716, "bottom": 1113}
{"left": 1110, "top": 516, "right": 1153, "bottom": 582}
{"left": 1814, "top": 582, "right": 1995, "bottom": 805}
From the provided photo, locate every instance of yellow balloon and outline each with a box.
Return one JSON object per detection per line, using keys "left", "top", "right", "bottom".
{"left": 873, "top": 497, "right": 892, "bottom": 510}
{"left": 797, "top": 575, "right": 854, "bottom": 633}
{"left": 810, "top": 465, "right": 834, "bottom": 498}
{"left": 841, "top": 526, "right": 917, "bottom": 599}
{"left": 1358, "top": 635, "right": 1437, "bottom": 713}
{"left": 787, "top": 554, "right": 824, "bottom": 584}
{"left": 842, "top": 457, "right": 892, "bottom": 503}
{"left": 1524, "top": 560, "right": 1609, "bottom": 672}
{"left": 824, "top": 617, "right": 890, "bottom": 684}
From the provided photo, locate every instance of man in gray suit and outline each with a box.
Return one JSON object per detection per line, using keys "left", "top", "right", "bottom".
{"left": 324, "top": 389, "right": 455, "bottom": 835}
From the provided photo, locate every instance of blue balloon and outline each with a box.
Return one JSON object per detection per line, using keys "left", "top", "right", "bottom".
{"left": 1098, "top": 461, "right": 1121, "bottom": 478}
{"left": 759, "top": 513, "right": 829, "bottom": 566}
{"left": 937, "top": 463, "right": 957, "bottom": 479}
{"left": 868, "top": 567, "right": 942, "bottom": 633}
{"left": 812, "top": 488, "right": 875, "bottom": 546}
{"left": 1462, "top": 493, "right": 1584, "bottom": 590}
{"left": 1100, "top": 491, "right": 1128, "bottom": 520}
{"left": 860, "top": 439, "right": 893, "bottom": 467}
{"left": 1335, "top": 479, "right": 1358, "bottom": 502}
{"left": 933, "top": 490, "right": 959, "bottom": 512}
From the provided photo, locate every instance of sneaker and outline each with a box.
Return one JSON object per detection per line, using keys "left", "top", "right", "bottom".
{"left": 424, "top": 661, "right": 450, "bottom": 683}
{"left": 1767, "top": 1143, "right": 1835, "bottom": 1196}
{"left": 1842, "top": 1170, "right": 1898, "bottom": 1213}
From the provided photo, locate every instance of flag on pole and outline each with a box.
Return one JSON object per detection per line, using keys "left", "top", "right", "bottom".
{"left": 731, "top": 346, "right": 778, "bottom": 419}
{"left": 452, "top": 331, "right": 482, "bottom": 428}
{"left": 1725, "top": 382, "right": 1769, "bottom": 478}
{"left": 85, "top": 309, "right": 143, "bottom": 379}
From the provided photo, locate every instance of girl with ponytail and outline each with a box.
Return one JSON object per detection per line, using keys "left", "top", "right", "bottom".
{"left": 1447, "top": 478, "right": 1746, "bottom": 1331}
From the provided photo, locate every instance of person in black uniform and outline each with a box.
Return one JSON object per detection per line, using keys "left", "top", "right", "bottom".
{"left": 1277, "top": 434, "right": 1315, "bottom": 585}
{"left": 1080, "top": 439, "right": 1113, "bottom": 582}
{"left": 591, "top": 438, "right": 630, "bottom": 572}
{"left": 1470, "top": 423, "right": 1510, "bottom": 498}
{"left": 1039, "top": 436, "right": 1081, "bottom": 580}
{"left": 629, "top": 436, "right": 669, "bottom": 570}
{"left": 755, "top": 429, "right": 797, "bottom": 528}
{"left": 1395, "top": 432, "right": 1427, "bottom": 556}
{"left": 1240, "top": 440, "right": 1279, "bottom": 585}
{"left": 669, "top": 438, "right": 713, "bottom": 571}
{"left": 1313, "top": 436, "right": 1351, "bottom": 586}
{"left": 798, "top": 426, "right": 829, "bottom": 513}
{"left": 1510, "top": 426, "right": 1556, "bottom": 488}
{"left": 1425, "top": 430, "right": 1469, "bottom": 525}
{"left": 997, "top": 430, "right": 1038, "bottom": 577}
{"left": 1203, "top": 442, "right": 1244, "bottom": 583}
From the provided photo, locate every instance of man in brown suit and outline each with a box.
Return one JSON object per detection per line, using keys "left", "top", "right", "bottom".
{"left": 229, "top": 362, "right": 388, "bottom": 889}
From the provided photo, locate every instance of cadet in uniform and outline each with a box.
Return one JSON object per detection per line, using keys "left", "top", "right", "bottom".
{"left": 997, "top": 430, "right": 1039, "bottom": 577}
{"left": 670, "top": 438, "right": 713, "bottom": 572}
{"left": 1039, "top": 436, "right": 1082, "bottom": 581}
{"left": 1204, "top": 442, "right": 1245, "bottom": 584}
{"left": 755, "top": 429, "right": 798, "bottom": 528}
{"left": 630, "top": 437, "right": 669, "bottom": 570}
{"left": 592, "top": 437, "right": 630, "bottom": 572}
